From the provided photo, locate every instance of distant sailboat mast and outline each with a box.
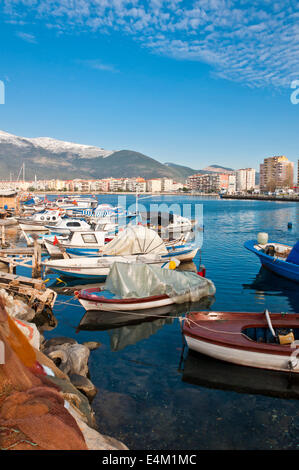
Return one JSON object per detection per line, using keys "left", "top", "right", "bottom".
{"left": 16, "top": 162, "right": 26, "bottom": 189}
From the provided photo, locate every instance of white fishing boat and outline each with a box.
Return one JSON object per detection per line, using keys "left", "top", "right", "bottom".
{"left": 18, "top": 210, "right": 62, "bottom": 231}
{"left": 45, "top": 218, "right": 92, "bottom": 235}
{"left": 55, "top": 196, "right": 98, "bottom": 210}
{"left": 42, "top": 254, "right": 180, "bottom": 280}
{"left": 44, "top": 230, "right": 107, "bottom": 256}
{"left": 162, "top": 214, "right": 194, "bottom": 235}
{"left": 63, "top": 225, "right": 199, "bottom": 262}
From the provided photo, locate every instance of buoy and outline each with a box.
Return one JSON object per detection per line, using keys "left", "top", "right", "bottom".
{"left": 257, "top": 232, "right": 268, "bottom": 245}
{"left": 169, "top": 260, "right": 176, "bottom": 270}
{"left": 197, "top": 265, "right": 206, "bottom": 277}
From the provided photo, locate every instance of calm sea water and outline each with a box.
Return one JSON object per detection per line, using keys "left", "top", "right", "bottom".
{"left": 16, "top": 196, "right": 299, "bottom": 449}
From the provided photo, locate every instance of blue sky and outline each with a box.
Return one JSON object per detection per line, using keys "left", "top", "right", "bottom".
{"left": 0, "top": 0, "right": 299, "bottom": 173}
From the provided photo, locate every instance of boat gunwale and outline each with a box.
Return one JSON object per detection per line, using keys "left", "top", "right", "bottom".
{"left": 245, "top": 239, "right": 296, "bottom": 267}
{"left": 77, "top": 287, "right": 170, "bottom": 304}
{"left": 183, "top": 311, "right": 299, "bottom": 356}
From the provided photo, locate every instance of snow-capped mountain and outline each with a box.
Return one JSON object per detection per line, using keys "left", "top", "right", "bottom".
{"left": 0, "top": 129, "right": 185, "bottom": 180}
{"left": 0, "top": 130, "right": 114, "bottom": 159}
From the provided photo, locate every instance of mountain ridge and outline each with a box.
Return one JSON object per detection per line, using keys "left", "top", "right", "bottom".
{"left": 0, "top": 129, "right": 253, "bottom": 183}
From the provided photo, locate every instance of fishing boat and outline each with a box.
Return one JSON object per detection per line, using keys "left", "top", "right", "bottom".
{"left": 17, "top": 210, "right": 62, "bottom": 231}
{"left": 78, "top": 296, "right": 215, "bottom": 332}
{"left": 75, "top": 262, "right": 215, "bottom": 311}
{"left": 140, "top": 211, "right": 195, "bottom": 237}
{"left": 45, "top": 218, "right": 92, "bottom": 235}
{"left": 165, "top": 243, "right": 199, "bottom": 262}
{"left": 55, "top": 196, "right": 98, "bottom": 210}
{"left": 66, "top": 240, "right": 199, "bottom": 262}
{"left": 43, "top": 230, "right": 107, "bottom": 256}
{"left": 244, "top": 239, "right": 299, "bottom": 283}
{"left": 183, "top": 310, "right": 299, "bottom": 373}
{"left": 21, "top": 230, "right": 69, "bottom": 247}
{"left": 42, "top": 254, "right": 180, "bottom": 280}
{"left": 164, "top": 214, "right": 194, "bottom": 234}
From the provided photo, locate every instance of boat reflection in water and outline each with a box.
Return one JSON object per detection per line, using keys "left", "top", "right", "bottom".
{"left": 243, "top": 266, "right": 299, "bottom": 313}
{"left": 77, "top": 296, "right": 215, "bottom": 352}
{"left": 181, "top": 350, "right": 299, "bottom": 400}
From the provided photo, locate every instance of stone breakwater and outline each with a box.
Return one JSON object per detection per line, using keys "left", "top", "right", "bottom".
{"left": 221, "top": 194, "right": 299, "bottom": 202}
{"left": 0, "top": 290, "right": 128, "bottom": 450}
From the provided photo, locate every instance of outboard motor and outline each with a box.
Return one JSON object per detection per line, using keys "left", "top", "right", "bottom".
{"left": 264, "top": 245, "right": 275, "bottom": 257}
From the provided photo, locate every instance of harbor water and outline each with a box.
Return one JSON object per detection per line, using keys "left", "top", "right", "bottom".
{"left": 14, "top": 196, "right": 299, "bottom": 449}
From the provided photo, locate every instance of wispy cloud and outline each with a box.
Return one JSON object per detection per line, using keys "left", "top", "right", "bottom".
{"left": 16, "top": 31, "right": 37, "bottom": 43}
{"left": 4, "top": 1, "right": 299, "bottom": 87}
{"left": 78, "top": 59, "right": 119, "bottom": 73}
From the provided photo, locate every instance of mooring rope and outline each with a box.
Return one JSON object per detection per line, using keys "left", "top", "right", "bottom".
{"left": 55, "top": 295, "right": 244, "bottom": 335}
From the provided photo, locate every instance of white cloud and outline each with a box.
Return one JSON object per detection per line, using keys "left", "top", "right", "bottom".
{"left": 4, "top": 1, "right": 299, "bottom": 87}
{"left": 77, "top": 59, "right": 119, "bottom": 73}
{"left": 16, "top": 31, "right": 37, "bottom": 43}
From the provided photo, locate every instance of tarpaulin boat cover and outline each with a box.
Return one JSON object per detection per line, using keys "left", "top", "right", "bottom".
{"left": 104, "top": 262, "right": 216, "bottom": 303}
{"left": 101, "top": 225, "right": 168, "bottom": 256}
{"left": 286, "top": 240, "right": 299, "bottom": 265}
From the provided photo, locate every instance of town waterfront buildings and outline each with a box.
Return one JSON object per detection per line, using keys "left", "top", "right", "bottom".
{"left": 0, "top": 156, "right": 296, "bottom": 194}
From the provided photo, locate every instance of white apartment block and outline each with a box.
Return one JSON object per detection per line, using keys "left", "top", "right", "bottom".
{"left": 227, "top": 174, "right": 236, "bottom": 194}
{"left": 161, "top": 178, "right": 173, "bottom": 192}
{"left": 146, "top": 179, "right": 162, "bottom": 192}
{"left": 235, "top": 168, "right": 256, "bottom": 192}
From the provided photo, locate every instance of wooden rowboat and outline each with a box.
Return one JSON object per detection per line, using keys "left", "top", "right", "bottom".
{"left": 76, "top": 287, "right": 185, "bottom": 311}
{"left": 183, "top": 310, "right": 299, "bottom": 374}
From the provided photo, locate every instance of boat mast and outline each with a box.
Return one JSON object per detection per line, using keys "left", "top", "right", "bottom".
{"left": 135, "top": 184, "right": 139, "bottom": 223}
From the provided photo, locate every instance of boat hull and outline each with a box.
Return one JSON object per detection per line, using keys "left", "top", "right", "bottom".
{"left": 244, "top": 240, "right": 299, "bottom": 283}
{"left": 77, "top": 295, "right": 174, "bottom": 312}
{"left": 19, "top": 222, "right": 49, "bottom": 231}
{"left": 184, "top": 335, "right": 299, "bottom": 374}
{"left": 183, "top": 311, "right": 299, "bottom": 374}
{"left": 65, "top": 246, "right": 198, "bottom": 262}
{"left": 43, "top": 255, "right": 173, "bottom": 279}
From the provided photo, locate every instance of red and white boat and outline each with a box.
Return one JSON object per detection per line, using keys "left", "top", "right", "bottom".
{"left": 75, "top": 262, "right": 215, "bottom": 312}
{"left": 183, "top": 310, "right": 299, "bottom": 374}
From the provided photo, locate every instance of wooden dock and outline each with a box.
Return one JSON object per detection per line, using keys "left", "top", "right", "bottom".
{"left": 0, "top": 270, "right": 57, "bottom": 314}
{"left": 0, "top": 237, "right": 46, "bottom": 278}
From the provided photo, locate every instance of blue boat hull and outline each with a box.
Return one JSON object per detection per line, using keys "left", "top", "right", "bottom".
{"left": 66, "top": 244, "right": 197, "bottom": 259}
{"left": 244, "top": 240, "right": 299, "bottom": 283}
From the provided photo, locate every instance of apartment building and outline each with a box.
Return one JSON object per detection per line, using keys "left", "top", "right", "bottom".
{"left": 187, "top": 173, "right": 230, "bottom": 192}
{"left": 146, "top": 179, "right": 162, "bottom": 192}
{"left": 260, "top": 156, "right": 294, "bottom": 191}
{"left": 235, "top": 168, "right": 256, "bottom": 192}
